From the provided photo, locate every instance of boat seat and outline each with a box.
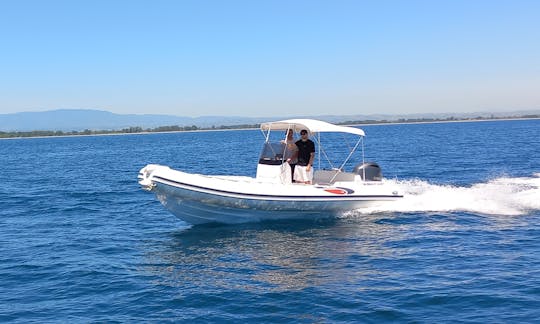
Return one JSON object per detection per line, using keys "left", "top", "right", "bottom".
{"left": 313, "top": 170, "right": 356, "bottom": 185}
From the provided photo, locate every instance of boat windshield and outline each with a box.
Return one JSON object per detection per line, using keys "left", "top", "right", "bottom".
{"left": 258, "top": 142, "right": 285, "bottom": 165}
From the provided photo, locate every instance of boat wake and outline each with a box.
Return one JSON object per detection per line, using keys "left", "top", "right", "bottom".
{"left": 350, "top": 173, "right": 540, "bottom": 216}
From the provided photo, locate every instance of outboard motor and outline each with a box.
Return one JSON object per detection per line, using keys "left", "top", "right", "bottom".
{"left": 353, "top": 162, "right": 382, "bottom": 181}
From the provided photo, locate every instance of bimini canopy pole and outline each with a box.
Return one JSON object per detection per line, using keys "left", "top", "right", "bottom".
{"left": 260, "top": 123, "right": 271, "bottom": 143}
{"left": 362, "top": 137, "right": 366, "bottom": 181}
{"left": 362, "top": 136, "right": 365, "bottom": 164}
{"left": 282, "top": 124, "right": 293, "bottom": 159}
{"left": 317, "top": 132, "right": 321, "bottom": 170}
{"left": 338, "top": 137, "right": 363, "bottom": 171}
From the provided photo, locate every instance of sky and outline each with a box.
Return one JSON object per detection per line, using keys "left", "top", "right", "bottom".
{"left": 1, "top": 0, "right": 539, "bottom": 117}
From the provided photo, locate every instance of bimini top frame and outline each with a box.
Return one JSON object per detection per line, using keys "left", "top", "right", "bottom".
{"left": 259, "top": 119, "right": 366, "bottom": 172}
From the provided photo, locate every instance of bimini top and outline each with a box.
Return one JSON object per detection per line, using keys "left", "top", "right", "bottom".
{"left": 260, "top": 119, "right": 365, "bottom": 136}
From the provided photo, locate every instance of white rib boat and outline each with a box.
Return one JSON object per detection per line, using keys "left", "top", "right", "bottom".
{"left": 138, "top": 119, "right": 402, "bottom": 224}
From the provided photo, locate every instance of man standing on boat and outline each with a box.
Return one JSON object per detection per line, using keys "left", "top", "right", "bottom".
{"left": 294, "top": 129, "right": 315, "bottom": 184}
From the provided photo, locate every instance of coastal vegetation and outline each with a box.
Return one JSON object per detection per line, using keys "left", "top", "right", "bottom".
{"left": 1, "top": 114, "right": 538, "bottom": 139}
{"left": 0, "top": 124, "right": 258, "bottom": 138}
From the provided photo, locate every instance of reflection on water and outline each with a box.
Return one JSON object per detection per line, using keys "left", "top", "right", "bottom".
{"left": 141, "top": 211, "right": 535, "bottom": 294}
{"left": 142, "top": 216, "right": 412, "bottom": 292}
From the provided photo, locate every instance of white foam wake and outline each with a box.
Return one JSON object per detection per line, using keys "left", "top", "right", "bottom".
{"left": 356, "top": 173, "right": 540, "bottom": 216}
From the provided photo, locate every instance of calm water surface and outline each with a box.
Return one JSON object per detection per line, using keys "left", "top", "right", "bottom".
{"left": 1, "top": 119, "right": 539, "bottom": 322}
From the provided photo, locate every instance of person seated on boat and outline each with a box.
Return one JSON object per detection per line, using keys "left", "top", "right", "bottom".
{"left": 281, "top": 129, "right": 298, "bottom": 182}
{"left": 294, "top": 129, "right": 315, "bottom": 184}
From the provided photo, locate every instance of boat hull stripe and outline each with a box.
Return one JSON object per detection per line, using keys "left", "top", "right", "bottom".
{"left": 153, "top": 175, "right": 402, "bottom": 201}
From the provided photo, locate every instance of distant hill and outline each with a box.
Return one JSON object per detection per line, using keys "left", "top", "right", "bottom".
{"left": 0, "top": 109, "right": 265, "bottom": 132}
{"left": 0, "top": 108, "right": 539, "bottom": 132}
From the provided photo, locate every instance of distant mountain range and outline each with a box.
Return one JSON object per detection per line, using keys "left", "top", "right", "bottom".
{"left": 0, "top": 109, "right": 265, "bottom": 132}
{"left": 0, "top": 108, "right": 539, "bottom": 132}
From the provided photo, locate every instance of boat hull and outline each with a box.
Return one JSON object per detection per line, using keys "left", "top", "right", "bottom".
{"left": 154, "top": 182, "right": 398, "bottom": 224}
{"left": 139, "top": 164, "right": 402, "bottom": 225}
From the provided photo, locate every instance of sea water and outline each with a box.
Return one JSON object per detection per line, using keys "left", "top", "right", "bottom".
{"left": 1, "top": 119, "right": 539, "bottom": 322}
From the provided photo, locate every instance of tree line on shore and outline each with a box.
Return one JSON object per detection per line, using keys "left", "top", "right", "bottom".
{"left": 1, "top": 114, "right": 538, "bottom": 139}
{"left": 0, "top": 124, "right": 258, "bottom": 138}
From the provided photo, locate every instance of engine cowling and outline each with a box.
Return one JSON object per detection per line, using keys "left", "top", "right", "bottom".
{"left": 353, "top": 162, "right": 382, "bottom": 181}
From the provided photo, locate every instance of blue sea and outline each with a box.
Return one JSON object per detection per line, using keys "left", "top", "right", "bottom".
{"left": 1, "top": 119, "right": 539, "bottom": 322}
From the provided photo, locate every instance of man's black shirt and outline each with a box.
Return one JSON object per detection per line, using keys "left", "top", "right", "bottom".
{"left": 295, "top": 139, "right": 315, "bottom": 166}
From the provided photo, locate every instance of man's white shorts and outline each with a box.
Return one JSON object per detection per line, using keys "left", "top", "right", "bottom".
{"left": 294, "top": 165, "right": 313, "bottom": 183}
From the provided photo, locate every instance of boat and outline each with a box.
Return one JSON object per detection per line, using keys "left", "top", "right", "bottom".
{"left": 138, "top": 119, "right": 403, "bottom": 224}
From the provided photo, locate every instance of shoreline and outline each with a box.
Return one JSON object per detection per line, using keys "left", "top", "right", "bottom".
{"left": 0, "top": 125, "right": 259, "bottom": 140}
{"left": 2, "top": 116, "right": 539, "bottom": 140}
{"left": 349, "top": 116, "right": 540, "bottom": 127}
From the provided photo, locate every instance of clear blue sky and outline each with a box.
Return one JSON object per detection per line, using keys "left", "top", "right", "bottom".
{"left": 1, "top": 0, "right": 539, "bottom": 117}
